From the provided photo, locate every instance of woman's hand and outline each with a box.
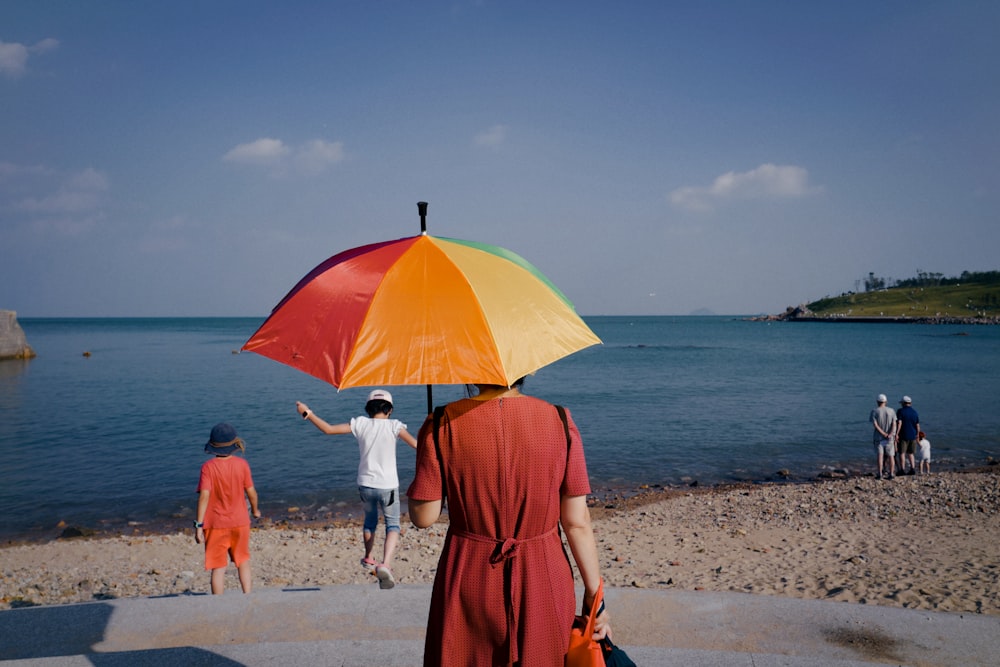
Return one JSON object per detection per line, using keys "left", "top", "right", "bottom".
{"left": 582, "top": 591, "right": 611, "bottom": 640}
{"left": 593, "top": 608, "right": 611, "bottom": 641}
{"left": 296, "top": 401, "right": 310, "bottom": 417}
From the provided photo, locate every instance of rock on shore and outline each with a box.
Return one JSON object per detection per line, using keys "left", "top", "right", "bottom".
{"left": 0, "top": 310, "right": 36, "bottom": 360}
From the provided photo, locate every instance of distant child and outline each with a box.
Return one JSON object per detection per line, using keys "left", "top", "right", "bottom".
{"left": 194, "top": 423, "right": 261, "bottom": 595}
{"left": 296, "top": 390, "right": 417, "bottom": 590}
{"left": 918, "top": 430, "right": 932, "bottom": 474}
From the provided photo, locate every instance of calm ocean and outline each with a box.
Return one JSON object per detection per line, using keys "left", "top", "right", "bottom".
{"left": 2, "top": 316, "right": 998, "bottom": 539}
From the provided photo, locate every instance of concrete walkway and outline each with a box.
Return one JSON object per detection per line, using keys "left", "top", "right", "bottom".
{"left": 1, "top": 585, "right": 997, "bottom": 666}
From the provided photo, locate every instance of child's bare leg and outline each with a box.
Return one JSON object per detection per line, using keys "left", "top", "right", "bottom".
{"left": 210, "top": 567, "right": 227, "bottom": 594}
{"left": 237, "top": 560, "right": 253, "bottom": 593}
{"left": 363, "top": 530, "right": 376, "bottom": 562}
{"left": 381, "top": 529, "right": 400, "bottom": 568}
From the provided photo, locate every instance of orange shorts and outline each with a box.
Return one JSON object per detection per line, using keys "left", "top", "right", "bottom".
{"left": 203, "top": 525, "right": 251, "bottom": 570}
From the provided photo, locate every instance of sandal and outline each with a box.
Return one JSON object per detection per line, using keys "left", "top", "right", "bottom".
{"left": 360, "top": 557, "right": 377, "bottom": 571}
{"left": 375, "top": 564, "right": 395, "bottom": 590}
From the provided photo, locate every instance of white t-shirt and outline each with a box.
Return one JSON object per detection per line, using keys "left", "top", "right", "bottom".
{"left": 918, "top": 438, "right": 931, "bottom": 461}
{"left": 350, "top": 416, "right": 407, "bottom": 489}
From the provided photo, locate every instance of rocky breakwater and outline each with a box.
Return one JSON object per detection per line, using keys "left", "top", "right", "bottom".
{"left": 747, "top": 305, "right": 999, "bottom": 325}
{"left": 0, "top": 310, "right": 36, "bottom": 360}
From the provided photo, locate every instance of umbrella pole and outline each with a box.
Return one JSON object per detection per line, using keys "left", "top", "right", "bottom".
{"left": 418, "top": 201, "right": 428, "bottom": 234}
{"left": 419, "top": 201, "right": 432, "bottom": 414}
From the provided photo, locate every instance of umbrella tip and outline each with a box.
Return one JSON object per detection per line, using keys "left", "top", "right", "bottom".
{"left": 417, "top": 201, "right": 428, "bottom": 233}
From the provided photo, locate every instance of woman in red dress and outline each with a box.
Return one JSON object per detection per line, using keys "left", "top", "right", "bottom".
{"left": 408, "top": 381, "right": 610, "bottom": 666}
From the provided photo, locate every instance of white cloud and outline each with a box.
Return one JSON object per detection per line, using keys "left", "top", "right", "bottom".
{"left": 670, "top": 163, "right": 821, "bottom": 212}
{"left": 223, "top": 138, "right": 290, "bottom": 164}
{"left": 1, "top": 165, "right": 109, "bottom": 237}
{"left": 0, "top": 161, "right": 51, "bottom": 181}
{"left": 0, "top": 41, "right": 29, "bottom": 78}
{"left": 138, "top": 216, "right": 194, "bottom": 254}
{"left": 223, "top": 137, "right": 345, "bottom": 175}
{"left": 0, "top": 38, "right": 59, "bottom": 78}
{"left": 16, "top": 167, "right": 109, "bottom": 214}
{"left": 294, "top": 139, "right": 345, "bottom": 174}
{"left": 68, "top": 167, "right": 109, "bottom": 192}
{"left": 474, "top": 124, "right": 507, "bottom": 148}
{"left": 30, "top": 38, "right": 59, "bottom": 54}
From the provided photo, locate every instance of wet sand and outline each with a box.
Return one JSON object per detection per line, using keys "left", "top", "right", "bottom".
{"left": 2, "top": 469, "right": 998, "bottom": 615}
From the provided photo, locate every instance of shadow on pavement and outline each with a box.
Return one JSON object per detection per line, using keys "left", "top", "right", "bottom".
{"left": 1, "top": 601, "right": 113, "bottom": 660}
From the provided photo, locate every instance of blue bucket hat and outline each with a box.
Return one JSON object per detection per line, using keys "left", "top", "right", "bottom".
{"left": 205, "top": 422, "right": 245, "bottom": 455}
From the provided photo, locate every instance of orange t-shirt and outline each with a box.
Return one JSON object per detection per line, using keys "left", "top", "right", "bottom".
{"left": 197, "top": 456, "right": 254, "bottom": 529}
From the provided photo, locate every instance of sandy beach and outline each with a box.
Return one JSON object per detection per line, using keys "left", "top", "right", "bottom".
{"left": 2, "top": 469, "right": 998, "bottom": 616}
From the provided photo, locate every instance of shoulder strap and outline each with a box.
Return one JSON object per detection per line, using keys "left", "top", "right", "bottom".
{"left": 555, "top": 405, "right": 572, "bottom": 471}
{"left": 432, "top": 406, "right": 447, "bottom": 501}
{"left": 555, "top": 405, "right": 570, "bottom": 449}
{"left": 432, "top": 405, "right": 446, "bottom": 445}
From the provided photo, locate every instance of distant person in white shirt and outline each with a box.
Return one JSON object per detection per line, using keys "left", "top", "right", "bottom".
{"left": 918, "top": 430, "right": 932, "bottom": 475}
{"left": 296, "top": 389, "right": 417, "bottom": 589}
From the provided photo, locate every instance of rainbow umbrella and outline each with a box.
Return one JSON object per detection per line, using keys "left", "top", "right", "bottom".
{"left": 242, "top": 204, "right": 600, "bottom": 410}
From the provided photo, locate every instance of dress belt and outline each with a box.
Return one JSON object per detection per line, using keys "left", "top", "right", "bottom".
{"left": 455, "top": 524, "right": 558, "bottom": 563}
{"left": 452, "top": 525, "right": 559, "bottom": 664}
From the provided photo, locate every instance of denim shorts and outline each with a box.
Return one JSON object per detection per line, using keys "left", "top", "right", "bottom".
{"left": 358, "top": 486, "right": 400, "bottom": 534}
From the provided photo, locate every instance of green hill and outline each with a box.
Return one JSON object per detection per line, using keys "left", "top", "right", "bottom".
{"left": 804, "top": 282, "right": 999, "bottom": 319}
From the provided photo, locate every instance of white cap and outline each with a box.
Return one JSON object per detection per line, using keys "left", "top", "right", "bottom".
{"left": 901, "top": 395, "right": 912, "bottom": 404}
{"left": 367, "top": 389, "right": 393, "bottom": 404}
{"left": 877, "top": 394, "right": 887, "bottom": 403}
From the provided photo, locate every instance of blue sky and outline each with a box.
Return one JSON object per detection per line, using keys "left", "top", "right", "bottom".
{"left": 2, "top": 1, "right": 998, "bottom": 317}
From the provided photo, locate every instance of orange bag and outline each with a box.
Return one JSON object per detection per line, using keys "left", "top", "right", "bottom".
{"left": 566, "top": 579, "right": 606, "bottom": 667}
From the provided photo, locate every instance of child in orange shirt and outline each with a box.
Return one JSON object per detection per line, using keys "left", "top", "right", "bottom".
{"left": 194, "top": 423, "right": 261, "bottom": 594}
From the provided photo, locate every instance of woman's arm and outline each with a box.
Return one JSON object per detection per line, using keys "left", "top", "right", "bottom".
{"left": 408, "top": 498, "right": 442, "bottom": 528}
{"left": 561, "top": 494, "right": 611, "bottom": 639}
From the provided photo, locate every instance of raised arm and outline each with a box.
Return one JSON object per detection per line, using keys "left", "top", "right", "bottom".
{"left": 399, "top": 428, "right": 417, "bottom": 449}
{"left": 296, "top": 401, "right": 352, "bottom": 435}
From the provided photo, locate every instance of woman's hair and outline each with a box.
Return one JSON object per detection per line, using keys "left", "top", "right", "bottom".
{"left": 365, "top": 399, "right": 393, "bottom": 417}
{"left": 466, "top": 376, "right": 527, "bottom": 397}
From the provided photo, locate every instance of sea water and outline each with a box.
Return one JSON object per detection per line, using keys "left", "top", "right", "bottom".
{"left": 1, "top": 316, "right": 998, "bottom": 538}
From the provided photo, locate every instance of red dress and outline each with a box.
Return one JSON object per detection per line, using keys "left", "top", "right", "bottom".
{"left": 407, "top": 395, "right": 592, "bottom": 666}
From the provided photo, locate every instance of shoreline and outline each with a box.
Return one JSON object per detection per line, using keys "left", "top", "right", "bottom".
{"left": 3, "top": 461, "right": 996, "bottom": 546}
{"left": 3, "top": 467, "right": 999, "bottom": 615}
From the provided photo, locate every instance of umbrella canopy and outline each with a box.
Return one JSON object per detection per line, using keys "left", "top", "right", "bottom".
{"left": 242, "top": 232, "right": 601, "bottom": 392}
